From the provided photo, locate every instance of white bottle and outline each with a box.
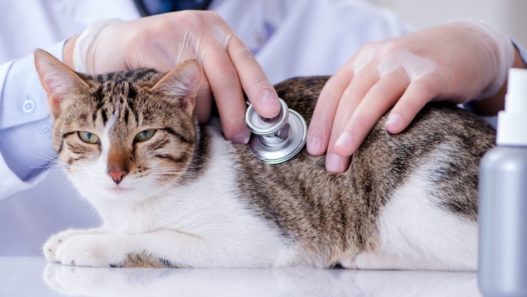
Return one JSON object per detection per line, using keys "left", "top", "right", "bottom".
{"left": 479, "top": 68, "right": 527, "bottom": 297}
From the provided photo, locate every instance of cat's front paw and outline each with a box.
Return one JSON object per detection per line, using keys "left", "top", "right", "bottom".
{"left": 55, "top": 234, "right": 118, "bottom": 267}
{"left": 43, "top": 229, "right": 87, "bottom": 262}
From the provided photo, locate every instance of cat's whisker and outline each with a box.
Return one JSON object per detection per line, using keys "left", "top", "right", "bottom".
{"left": 26, "top": 152, "right": 101, "bottom": 176}
{"left": 50, "top": 163, "right": 108, "bottom": 181}
{"left": 17, "top": 150, "right": 111, "bottom": 185}
{"left": 24, "top": 151, "right": 60, "bottom": 169}
{"left": 140, "top": 172, "right": 183, "bottom": 177}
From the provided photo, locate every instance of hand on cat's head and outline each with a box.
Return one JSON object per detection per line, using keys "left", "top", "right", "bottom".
{"left": 64, "top": 12, "right": 281, "bottom": 144}
{"left": 33, "top": 49, "right": 203, "bottom": 202}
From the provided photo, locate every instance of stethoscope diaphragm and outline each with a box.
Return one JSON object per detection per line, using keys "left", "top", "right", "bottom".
{"left": 245, "top": 98, "right": 307, "bottom": 164}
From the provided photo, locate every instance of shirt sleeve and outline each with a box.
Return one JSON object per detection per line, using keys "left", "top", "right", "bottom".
{"left": 513, "top": 39, "right": 527, "bottom": 66}
{"left": 0, "top": 41, "right": 65, "bottom": 199}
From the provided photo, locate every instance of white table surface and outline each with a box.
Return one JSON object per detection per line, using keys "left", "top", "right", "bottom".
{"left": 0, "top": 257, "right": 482, "bottom": 297}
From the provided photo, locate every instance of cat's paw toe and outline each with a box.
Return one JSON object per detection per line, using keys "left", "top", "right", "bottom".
{"left": 43, "top": 229, "right": 86, "bottom": 262}
{"left": 43, "top": 243, "right": 58, "bottom": 263}
{"left": 55, "top": 235, "right": 112, "bottom": 267}
{"left": 43, "top": 234, "right": 67, "bottom": 262}
{"left": 43, "top": 229, "right": 106, "bottom": 263}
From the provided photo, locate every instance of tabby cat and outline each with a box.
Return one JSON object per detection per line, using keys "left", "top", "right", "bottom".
{"left": 34, "top": 49, "right": 495, "bottom": 270}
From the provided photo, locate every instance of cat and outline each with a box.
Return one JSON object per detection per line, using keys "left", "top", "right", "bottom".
{"left": 34, "top": 49, "right": 495, "bottom": 270}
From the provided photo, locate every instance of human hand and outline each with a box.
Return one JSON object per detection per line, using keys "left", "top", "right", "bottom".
{"left": 65, "top": 11, "right": 280, "bottom": 144}
{"left": 307, "top": 21, "right": 515, "bottom": 173}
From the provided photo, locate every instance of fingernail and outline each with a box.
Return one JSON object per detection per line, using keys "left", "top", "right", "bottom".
{"left": 385, "top": 113, "right": 401, "bottom": 132}
{"left": 335, "top": 132, "right": 353, "bottom": 151}
{"left": 326, "top": 153, "right": 345, "bottom": 173}
{"left": 261, "top": 91, "right": 280, "bottom": 117}
{"left": 307, "top": 136, "right": 324, "bottom": 155}
{"left": 232, "top": 129, "right": 251, "bottom": 145}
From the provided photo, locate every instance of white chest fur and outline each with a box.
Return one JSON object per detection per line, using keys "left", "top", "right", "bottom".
{"left": 74, "top": 129, "right": 295, "bottom": 267}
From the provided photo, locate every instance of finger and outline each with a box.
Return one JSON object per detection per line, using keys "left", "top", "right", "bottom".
{"left": 201, "top": 41, "right": 250, "bottom": 144}
{"left": 227, "top": 35, "right": 280, "bottom": 118}
{"left": 307, "top": 66, "right": 354, "bottom": 156}
{"left": 331, "top": 69, "right": 409, "bottom": 159}
{"left": 384, "top": 78, "right": 441, "bottom": 134}
{"left": 323, "top": 68, "right": 381, "bottom": 172}
{"left": 194, "top": 82, "right": 212, "bottom": 124}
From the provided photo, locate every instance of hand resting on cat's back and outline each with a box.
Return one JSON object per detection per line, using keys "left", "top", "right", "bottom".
{"left": 34, "top": 49, "right": 495, "bottom": 270}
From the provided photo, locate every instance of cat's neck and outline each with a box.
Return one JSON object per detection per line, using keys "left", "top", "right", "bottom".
{"left": 175, "top": 121, "right": 211, "bottom": 184}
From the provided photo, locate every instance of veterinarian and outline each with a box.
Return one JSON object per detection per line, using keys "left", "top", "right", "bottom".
{"left": 0, "top": 0, "right": 525, "bottom": 255}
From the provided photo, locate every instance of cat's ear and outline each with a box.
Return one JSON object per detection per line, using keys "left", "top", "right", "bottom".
{"left": 151, "top": 59, "right": 202, "bottom": 115}
{"left": 34, "top": 49, "right": 89, "bottom": 119}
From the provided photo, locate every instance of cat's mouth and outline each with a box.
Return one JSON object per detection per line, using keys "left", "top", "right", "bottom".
{"left": 106, "top": 186, "right": 133, "bottom": 192}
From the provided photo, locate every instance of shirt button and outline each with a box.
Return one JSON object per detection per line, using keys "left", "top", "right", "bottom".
{"left": 40, "top": 125, "right": 51, "bottom": 135}
{"left": 22, "top": 99, "right": 36, "bottom": 113}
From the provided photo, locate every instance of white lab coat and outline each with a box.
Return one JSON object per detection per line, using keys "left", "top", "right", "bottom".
{"left": 0, "top": 0, "right": 407, "bottom": 255}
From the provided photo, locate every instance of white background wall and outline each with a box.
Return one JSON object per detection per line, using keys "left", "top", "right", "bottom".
{"left": 369, "top": 0, "right": 527, "bottom": 47}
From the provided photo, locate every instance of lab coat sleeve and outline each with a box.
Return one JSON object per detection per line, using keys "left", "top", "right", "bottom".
{"left": 0, "top": 41, "right": 65, "bottom": 200}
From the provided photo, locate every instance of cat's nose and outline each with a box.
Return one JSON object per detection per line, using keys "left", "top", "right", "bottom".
{"left": 108, "top": 168, "right": 128, "bottom": 185}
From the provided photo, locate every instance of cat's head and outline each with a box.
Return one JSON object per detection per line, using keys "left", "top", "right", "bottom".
{"left": 34, "top": 49, "right": 203, "bottom": 203}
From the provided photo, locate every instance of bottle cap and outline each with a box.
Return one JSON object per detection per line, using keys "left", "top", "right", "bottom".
{"left": 497, "top": 68, "right": 527, "bottom": 146}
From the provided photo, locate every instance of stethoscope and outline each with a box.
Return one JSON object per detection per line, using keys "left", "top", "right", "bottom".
{"left": 245, "top": 99, "right": 307, "bottom": 164}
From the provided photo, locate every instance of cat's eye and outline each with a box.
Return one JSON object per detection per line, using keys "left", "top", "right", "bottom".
{"left": 135, "top": 129, "right": 157, "bottom": 142}
{"left": 78, "top": 131, "right": 100, "bottom": 144}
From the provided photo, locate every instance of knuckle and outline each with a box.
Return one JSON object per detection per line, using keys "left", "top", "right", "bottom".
{"left": 399, "top": 96, "right": 423, "bottom": 117}
{"left": 358, "top": 41, "right": 375, "bottom": 52}
{"left": 358, "top": 40, "right": 383, "bottom": 55}
{"left": 350, "top": 113, "right": 372, "bottom": 134}
{"left": 372, "top": 81, "right": 396, "bottom": 97}
{"left": 143, "top": 16, "right": 178, "bottom": 35}
{"left": 126, "top": 27, "right": 150, "bottom": 45}
{"left": 351, "top": 112, "right": 366, "bottom": 127}
{"left": 175, "top": 11, "right": 208, "bottom": 31}
{"left": 342, "top": 85, "right": 356, "bottom": 99}
{"left": 322, "top": 80, "right": 347, "bottom": 102}
{"left": 212, "top": 63, "right": 237, "bottom": 80}
{"left": 232, "top": 44, "right": 254, "bottom": 60}
{"left": 412, "top": 80, "right": 437, "bottom": 98}
{"left": 242, "top": 77, "right": 274, "bottom": 101}
{"left": 370, "top": 86, "right": 388, "bottom": 99}
{"left": 351, "top": 43, "right": 382, "bottom": 73}
{"left": 380, "top": 40, "right": 401, "bottom": 55}
{"left": 309, "top": 111, "right": 331, "bottom": 134}
{"left": 202, "top": 11, "right": 223, "bottom": 23}
{"left": 251, "top": 78, "right": 273, "bottom": 92}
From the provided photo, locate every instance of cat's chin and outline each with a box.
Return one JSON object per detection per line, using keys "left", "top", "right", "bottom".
{"left": 105, "top": 186, "right": 133, "bottom": 193}
{"left": 68, "top": 174, "right": 171, "bottom": 204}
{"left": 100, "top": 186, "right": 142, "bottom": 201}
{"left": 86, "top": 187, "right": 154, "bottom": 203}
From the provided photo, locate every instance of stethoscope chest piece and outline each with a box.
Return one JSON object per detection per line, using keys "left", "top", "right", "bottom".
{"left": 245, "top": 98, "right": 307, "bottom": 164}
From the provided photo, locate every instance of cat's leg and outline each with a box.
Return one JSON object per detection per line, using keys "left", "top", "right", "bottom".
{"left": 53, "top": 229, "right": 288, "bottom": 268}
{"left": 43, "top": 228, "right": 104, "bottom": 262}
